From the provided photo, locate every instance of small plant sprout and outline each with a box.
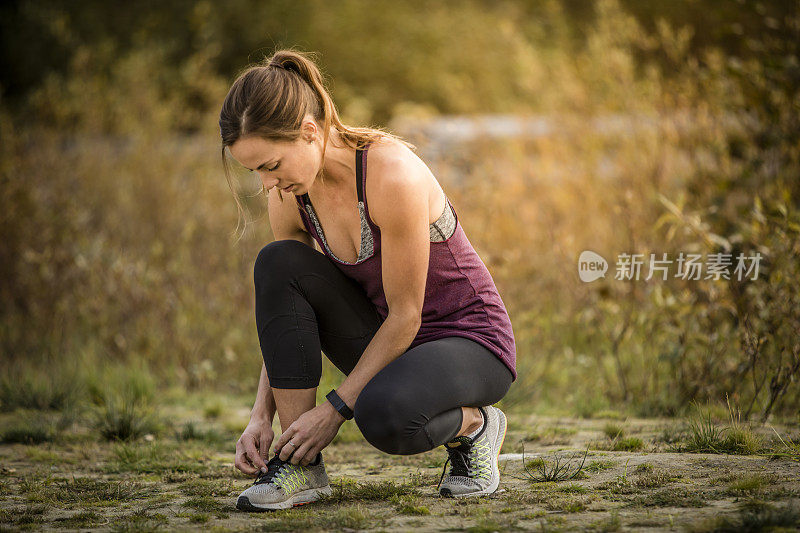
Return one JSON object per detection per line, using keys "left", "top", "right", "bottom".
{"left": 513, "top": 444, "right": 589, "bottom": 483}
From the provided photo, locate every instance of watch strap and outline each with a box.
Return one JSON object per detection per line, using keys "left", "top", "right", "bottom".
{"left": 326, "top": 389, "right": 354, "bottom": 420}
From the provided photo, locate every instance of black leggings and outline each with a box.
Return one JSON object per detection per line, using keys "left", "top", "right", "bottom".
{"left": 254, "top": 239, "right": 513, "bottom": 455}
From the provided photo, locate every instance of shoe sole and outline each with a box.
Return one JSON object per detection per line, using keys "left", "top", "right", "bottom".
{"left": 440, "top": 406, "right": 507, "bottom": 498}
{"left": 236, "top": 485, "right": 332, "bottom": 512}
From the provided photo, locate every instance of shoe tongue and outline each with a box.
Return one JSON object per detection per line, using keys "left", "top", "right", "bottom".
{"left": 267, "top": 454, "right": 285, "bottom": 467}
{"left": 255, "top": 454, "right": 288, "bottom": 485}
{"left": 445, "top": 435, "right": 473, "bottom": 449}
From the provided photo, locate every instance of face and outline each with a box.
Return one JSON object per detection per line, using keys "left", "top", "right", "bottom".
{"left": 228, "top": 119, "right": 320, "bottom": 195}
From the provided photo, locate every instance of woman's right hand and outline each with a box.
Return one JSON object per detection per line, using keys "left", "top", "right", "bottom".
{"left": 235, "top": 418, "right": 275, "bottom": 476}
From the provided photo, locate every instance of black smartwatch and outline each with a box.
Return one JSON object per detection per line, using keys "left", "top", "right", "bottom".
{"left": 326, "top": 389, "right": 354, "bottom": 420}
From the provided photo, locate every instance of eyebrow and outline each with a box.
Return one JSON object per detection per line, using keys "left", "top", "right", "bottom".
{"left": 244, "top": 158, "right": 277, "bottom": 172}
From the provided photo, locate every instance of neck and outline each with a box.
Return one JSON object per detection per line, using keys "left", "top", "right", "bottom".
{"left": 308, "top": 128, "right": 357, "bottom": 198}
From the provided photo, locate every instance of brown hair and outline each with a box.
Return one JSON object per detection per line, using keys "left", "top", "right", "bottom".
{"left": 219, "top": 48, "right": 415, "bottom": 240}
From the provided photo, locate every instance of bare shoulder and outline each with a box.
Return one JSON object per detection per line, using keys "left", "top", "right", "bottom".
{"left": 366, "top": 138, "right": 431, "bottom": 228}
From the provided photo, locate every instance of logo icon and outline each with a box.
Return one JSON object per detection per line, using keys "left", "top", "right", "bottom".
{"left": 578, "top": 250, "right": 608, "bottom": 282}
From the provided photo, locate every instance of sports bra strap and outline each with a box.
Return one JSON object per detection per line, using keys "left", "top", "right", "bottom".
{"left": 301, "top": 143, "right": 368, "bottom": 205}
{"left": 355, "top": 145, "right": 365, "bottom": 203}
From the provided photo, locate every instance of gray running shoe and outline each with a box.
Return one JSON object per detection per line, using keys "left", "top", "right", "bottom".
{"left": 236, "top": 452, "right": 332, "bottom": 511}
{"left": 438, "top": 405, "right": 507, "bottom": 497}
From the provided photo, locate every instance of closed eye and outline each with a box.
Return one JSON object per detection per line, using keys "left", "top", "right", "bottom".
{"left": 248, "top": 161, "right": 280, "bottom": 173}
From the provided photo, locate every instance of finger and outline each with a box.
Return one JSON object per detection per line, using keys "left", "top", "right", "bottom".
{"left": 235, "top": 450, "right": 258, "bottom": 475}
{"left": 273, "top": 430, "right": 287, "bottom": 452}
{"left": 260, "top": 430, "right": 274, "bottom": 461}
{"left": 244, "top": 437, "right": 267, "bottom": 472}
{"left": 276, "top": 430, "right": 296, "bottom": 461}
{"left": 303, "top": 445, "right": 322, "bottom": 467}
{"left": 289, "top": 439, "right": 314, "bottom": 466}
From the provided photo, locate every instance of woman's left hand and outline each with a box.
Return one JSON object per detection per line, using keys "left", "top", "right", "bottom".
{"left": 274, "top": 401, "right": 347, "bottom": 466}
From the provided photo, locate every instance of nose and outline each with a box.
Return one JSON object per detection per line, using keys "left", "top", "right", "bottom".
{"left": 259, "top": 173, "right": 280, "bottom": 191}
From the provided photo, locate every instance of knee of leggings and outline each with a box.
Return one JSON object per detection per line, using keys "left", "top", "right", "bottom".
{"left": 353, "top": 388, "right": 415, "bottom": 455}
{"left": 254, "top": 239, "right": 312, "bottom": 287}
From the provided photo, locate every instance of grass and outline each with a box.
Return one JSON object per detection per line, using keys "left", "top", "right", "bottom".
{"left": 174, "top": 420, "right": 227, "bottom": 444}
{"left": 0, "top": 365, "right": 83, "bottom": 412}
{"left": 517, "top": 446, "right": 589, "bottom": 482}
{"left": 183, "top": 495, "right": 230, "bottom": 519}
{"left": 105, "top": 441, "right": 219, "bottom": 475}
{"left": 688, "top": 501, "right": 800, "bottom": 533}
{"left": 681, "top": 400, "right": 764, "bottom": 455}
{"left": 589, "top": 510, "right": 623, "bottom": 532}
{"left": 256, "top": 505, "right": 380, "bottom": 531}
{"left": 723, "top": 472, "right": 781, "bottom": 496}
{"left": 684, "top": 409, "right": 725, "bottom": 452}
{"left": 610, "top": 437, "right": 645, "bottom": 452}
{"left": 465, "top": 516, "right": 520, "bottom": 532}
{"left": 556, "top": 483, "right": 590, "bottom": 494}
{"left": 584, "top": 459, "right": 616, "bottom": 473}
{"left": 767, "top": 427, "right": 800, "bottom": 461}
{"left": 546, "top": 495, "right": 592, "bottom": 513}
{"left": 589, "top": 509, "right": 622, "bottom": 533}
{"left": 52, "top": 510, "right": 103, "bottom": 528}
{"left": 603, "top": 422, "right": 625, "bottom": 440}
{"left": 86, "top": 362, "right": 162, "bottom": 441}
{"left": 657, "top": 424, "right": 687, "bottom": 445}
{"left": 321, "top": 478, "right": 421, "bottom": 503}
{"left": 202, "top": 400, "right": 224, "bottom": 419}
{"left": 521, "top": 425, "right": 578, "bottom": 444}
{"left": 19, "top": 475, "right": 154, "bottom": 505}
{"left": 2, "top": 504, "right": 48, "bottom": 527}
{"left": 110, "top": 508, "right": 169, "bottom": 533}
{"left": 331, "top": 419, "right": 365, "bottom": 444}
{"left": 92, "top": 396, "right": 161, "bottom": 442}
{"left": 390, "top": 494, "right": 431, "bottom": 515}
{"left": 2, "top": 392, "right": 798, "bottom": 531}
{"left": 591, "top": 434, "right": 645, "bottom": 452}
{"left": 627, "top": 487, "right": 708, "bottom": 508}
{"left": 1, "top": 416, "right": 59, "bottom": 444}
{"left": 178, "top": 479, "right": 236, "bottom": 497}
{"left": 632, "top": 468, "right": 679, "bottom": 489}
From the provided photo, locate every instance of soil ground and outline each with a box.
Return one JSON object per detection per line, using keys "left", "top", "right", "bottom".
{"left": 1, "top": 406, "right": 798, "bottom": 532}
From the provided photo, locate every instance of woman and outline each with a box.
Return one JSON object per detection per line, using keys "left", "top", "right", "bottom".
{"left": 219, "top": 50, "right": 517, "bottom": 511}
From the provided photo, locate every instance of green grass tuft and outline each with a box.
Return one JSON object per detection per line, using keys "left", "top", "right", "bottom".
{"left": 110, "top": 507, "right": 169, "bottom": 533}
{"left": 688, "top": 501, "right": 800, "bottom": 533}
{"left": 321, "top": 478, "right": 421, "bottom": 503}
{"left": 1, "top": 416, "right": 58, "bottom": 444}
{"left": 0, "top": 365, "right": 84, "bottom": 412}
{"left": 257, "top": 505, "right": 380, "bottom": 531}
{"left": 52, "top": 510, "right": 102, "bottom": 528}
{"left": 603, "top": 422, "right": 625, "bottom": 440}
{"left": 183, "top": 495, "right": 229, "bottom": 519}
{"left": 724, "top": 472, "right": 780, "bottom": 496}
{"left": 627, "top": 487, "right": 707, "bottom": 508}
{"left": 584, "top": 459, "right": 616, "bottom": 473}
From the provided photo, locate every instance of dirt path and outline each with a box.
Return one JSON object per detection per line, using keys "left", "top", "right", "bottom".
{"left": 1, "top": 411, "right": 798, "bottom": 531}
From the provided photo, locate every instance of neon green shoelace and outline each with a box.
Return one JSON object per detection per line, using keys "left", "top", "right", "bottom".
{"left": 273, "top": 464, "right": 309, "bottom": 494}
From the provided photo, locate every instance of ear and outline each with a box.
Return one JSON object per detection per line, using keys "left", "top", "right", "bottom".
{"left": 300, "top": 116, "right": 318, "bottom": 142}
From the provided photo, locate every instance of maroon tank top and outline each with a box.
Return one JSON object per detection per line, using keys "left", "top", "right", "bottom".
{"left": 294, "top": 142, "right": 517, "bottom": 381}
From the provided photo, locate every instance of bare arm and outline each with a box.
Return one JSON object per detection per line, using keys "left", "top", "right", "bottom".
{"left": 270, "top": 153, "right": 430, "bottom": 466}
{"left": 254, "top": 187, "right": 313, "bottom": 416}
{"left": 334, "top": 155, "right": 428, "bottom": 409}
{"left": 234, "top": 190, "right": 312, "bottom": 476}
{"left": 235, "top": 363, "right": 277, "bottom": 475}
{"left": 251, "top": 362, "right": 277, "bottom": 421}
